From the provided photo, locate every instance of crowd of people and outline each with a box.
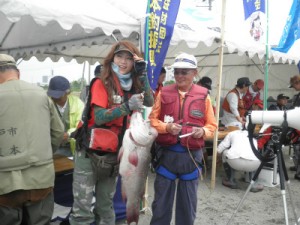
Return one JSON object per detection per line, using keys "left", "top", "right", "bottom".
{"left": 1, "top": 44, "right": 300, "bottom": 225}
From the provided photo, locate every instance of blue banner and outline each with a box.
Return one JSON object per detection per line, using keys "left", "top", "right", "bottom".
{"left": 145, "top": 0, "right": 180, "bottom": 90}
{"left": 272, "top": 0, "right": 300, "bottom": 53}
{"left": 243, "top": 0, "right": 265, "bottom": 20}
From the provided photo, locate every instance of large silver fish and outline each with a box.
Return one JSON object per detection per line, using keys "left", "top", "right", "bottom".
{"left": 118, "top": 111, "right": 158, "bottom": 225}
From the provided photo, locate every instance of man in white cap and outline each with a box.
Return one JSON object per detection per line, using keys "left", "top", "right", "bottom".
{"left": 149, "top": 53, "right": 217, "bottom": 225}
{"left": 0, "top": 54, "right": 64, "bottom": 225}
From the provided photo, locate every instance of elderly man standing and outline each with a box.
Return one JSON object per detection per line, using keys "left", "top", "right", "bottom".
{"left": 149, "top": 53, "right": 217, "bottom": 225}
{"left": 221, "top": 77, "right": 252, "bottom": 129}
{"left": 0, "top": 54, "right": 64, "bottom": 225}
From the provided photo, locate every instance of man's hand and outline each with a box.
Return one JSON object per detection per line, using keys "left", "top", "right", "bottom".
{"left": 166, "top": 123, "right": 182, "bottom": 135}
{"left": 192, "top": 127, "right": 205, "bottom": 138}
{"left": 63, "top": 132, "right": 69, "bottom": 142}
{"left": 236, "top": 116, "right": 245, "bottom": 125}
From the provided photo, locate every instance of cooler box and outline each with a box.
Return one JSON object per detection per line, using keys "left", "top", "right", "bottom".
{"left": 257, "top": 166, "right": 279, "bottom": 187}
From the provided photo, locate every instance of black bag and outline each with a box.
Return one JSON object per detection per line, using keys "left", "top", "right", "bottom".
{"left": 150, "top": 142, "right": 164, "bottom": 169}
{"left": 71, "top": 77, "right": 99, "bottom": 151}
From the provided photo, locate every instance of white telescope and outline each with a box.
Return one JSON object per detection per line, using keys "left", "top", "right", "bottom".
{"left": 247, "top": 107, "right": 300, "bottom": 130}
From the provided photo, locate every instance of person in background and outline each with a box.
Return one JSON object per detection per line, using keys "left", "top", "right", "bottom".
{"left": 0, "top": 54, "right": 64, "bottom": 225}
{"left": 154, "top": 67, "right": 166, "bottom": 98}
{"left": 69, "top": 41, "right": 154, "bottom": 225}
{"left": 251, "top": 98, "right": 263, "bottom": 111}
{"left": 243, "top": 79, "right": 264, "bottom": 110}
{"left": 149, "top": 53, "right": 217, "bottom": 225}
{"left": 80, "top": 64, "right": 102, "bottom": 101}
{"left": 218, "top": 98, "right": 264, "bottom": 192}
{"left": 288, "top": 75, "right": 300, "bottom": 181}
{"left": 221, "top": 77, "right": 252, "bottom": 129}
{"left": 268, "top": 93, "right": 289, "bottom": 111}
{"left": 47, "top": 76, "right": 84, "bottom": 157}
{"left": 217, "top": 128, "right": 264, "bottom": 193}
{"left": 196, "top": 76, "right": 215, "bottom": 169}
{"left": 197, "top": 76, "right": 212, "bottom": 91}
{"left": 197, "top": 76, "right": 216, "bottom": 114}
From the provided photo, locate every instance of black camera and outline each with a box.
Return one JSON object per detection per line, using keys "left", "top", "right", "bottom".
{"left": 134, "top": 60, "right": 146, "bottom": 74}
{"left": 271, "top": 127, "right": 282, "bottom": 143}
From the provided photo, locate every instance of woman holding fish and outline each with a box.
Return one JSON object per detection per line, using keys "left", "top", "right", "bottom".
{"left": 149, "top": 53, "right": 217, "bottom": 225}
{"left": 69, "top": 41, "right": 154, "bottom": 225}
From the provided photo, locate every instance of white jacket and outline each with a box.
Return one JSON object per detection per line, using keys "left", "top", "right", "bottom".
{"left": 217, "top": 129, "right": 259, "bottom": 161}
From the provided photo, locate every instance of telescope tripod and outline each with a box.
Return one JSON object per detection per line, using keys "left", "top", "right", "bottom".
{"left": 226, "top": 142, "right": 299, "bottom": 225}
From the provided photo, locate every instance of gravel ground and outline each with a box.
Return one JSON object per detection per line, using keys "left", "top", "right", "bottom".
{"left": 117, "top": 146, "right": 300, "bottom": 225}
{"left": 52, "top": 146, "right": 300, "bottom": 225}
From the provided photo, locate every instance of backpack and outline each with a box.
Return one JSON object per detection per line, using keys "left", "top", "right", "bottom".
{"left": 71, "top": 77, "right": 118, "bottom": 153}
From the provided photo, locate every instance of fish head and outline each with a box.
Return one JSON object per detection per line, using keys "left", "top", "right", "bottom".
{"left": 129, "top": 111, "right": 143, "bottom": 128}
{"left": 130, "top": 112, "right": 158, "bottom": 146}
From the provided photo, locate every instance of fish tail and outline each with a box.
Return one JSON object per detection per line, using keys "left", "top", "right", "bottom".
{"left": 126, "top": 205, "right": 140, "bottom": 225}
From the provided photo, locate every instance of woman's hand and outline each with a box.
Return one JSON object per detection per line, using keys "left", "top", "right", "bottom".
{"left": 133, "top": 54, "right": 144, "bottom": 62}
{"left": 133, "top": 54, "right": 146, "bottom": 74}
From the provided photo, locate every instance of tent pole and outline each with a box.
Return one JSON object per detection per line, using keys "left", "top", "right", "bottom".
{"left": 80, "top": 61, "right": 86, "bottom": 91}
{"left": 88, "top": 63, "right": 91, "bottom": 83}
{"left": 264, "top": 0, "right": 269, "bottom": 109}
{"left": 141, "top": 0, "right": 151, "bottom": 212}
{"left": 210, "top": 0, "right": 227, "bottom": 189}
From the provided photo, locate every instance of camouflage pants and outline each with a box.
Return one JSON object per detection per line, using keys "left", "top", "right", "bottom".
{"left": 69, "top": 149, "right": 118, "bottom": 225}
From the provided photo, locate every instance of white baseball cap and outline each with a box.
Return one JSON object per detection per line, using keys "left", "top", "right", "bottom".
{"left": 171, "top": 53, "right": 197, "bottom": 69}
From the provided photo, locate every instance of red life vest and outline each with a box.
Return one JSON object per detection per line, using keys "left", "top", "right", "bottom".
{"left": 222, "top": 88, "right": 246, "bottom": 118}
{"left": 75, "top": 76, "right": 131, "bottom": 153}
{"left": 243, "top": 88, "right": 260, "bottom": 110}
{"left": 156, "top": 84, "right": 207, "bottom": 150}
{"left": 88, "top": 76, "right": 130, "bottom": 135}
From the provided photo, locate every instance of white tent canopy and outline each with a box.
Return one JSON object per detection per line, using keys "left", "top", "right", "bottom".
{"left": 0, "top": 0, "right": 147, "bottom": 63}
{"left": 1, "top": 0, "right": 299, "bottom": 62}
{"left": 0, "top": 0, "right": 299, "bottom": 98}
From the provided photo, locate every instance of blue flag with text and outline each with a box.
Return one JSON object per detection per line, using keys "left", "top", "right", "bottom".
{"left": 243, "top": 0, "right": 265, "bottom": 19}
{"left": 272, "top": 0, "right": 300, "bottom": 53}
{"left": 145, "top": 0, "right": 180, "bottom": 90}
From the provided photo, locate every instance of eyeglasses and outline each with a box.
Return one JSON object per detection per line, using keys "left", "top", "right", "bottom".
{"left": 174, "top": 69, "right": 194, "bottom": 76}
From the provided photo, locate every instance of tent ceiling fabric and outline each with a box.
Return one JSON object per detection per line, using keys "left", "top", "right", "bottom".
{"left": 0, "top": 0, "right": 221, "bottom": 63}
{"left": 0, "top": 0, "right": 299, "bottom": 66}
{"left": 0, "top": 0, "right": 145, "bottom": 62}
